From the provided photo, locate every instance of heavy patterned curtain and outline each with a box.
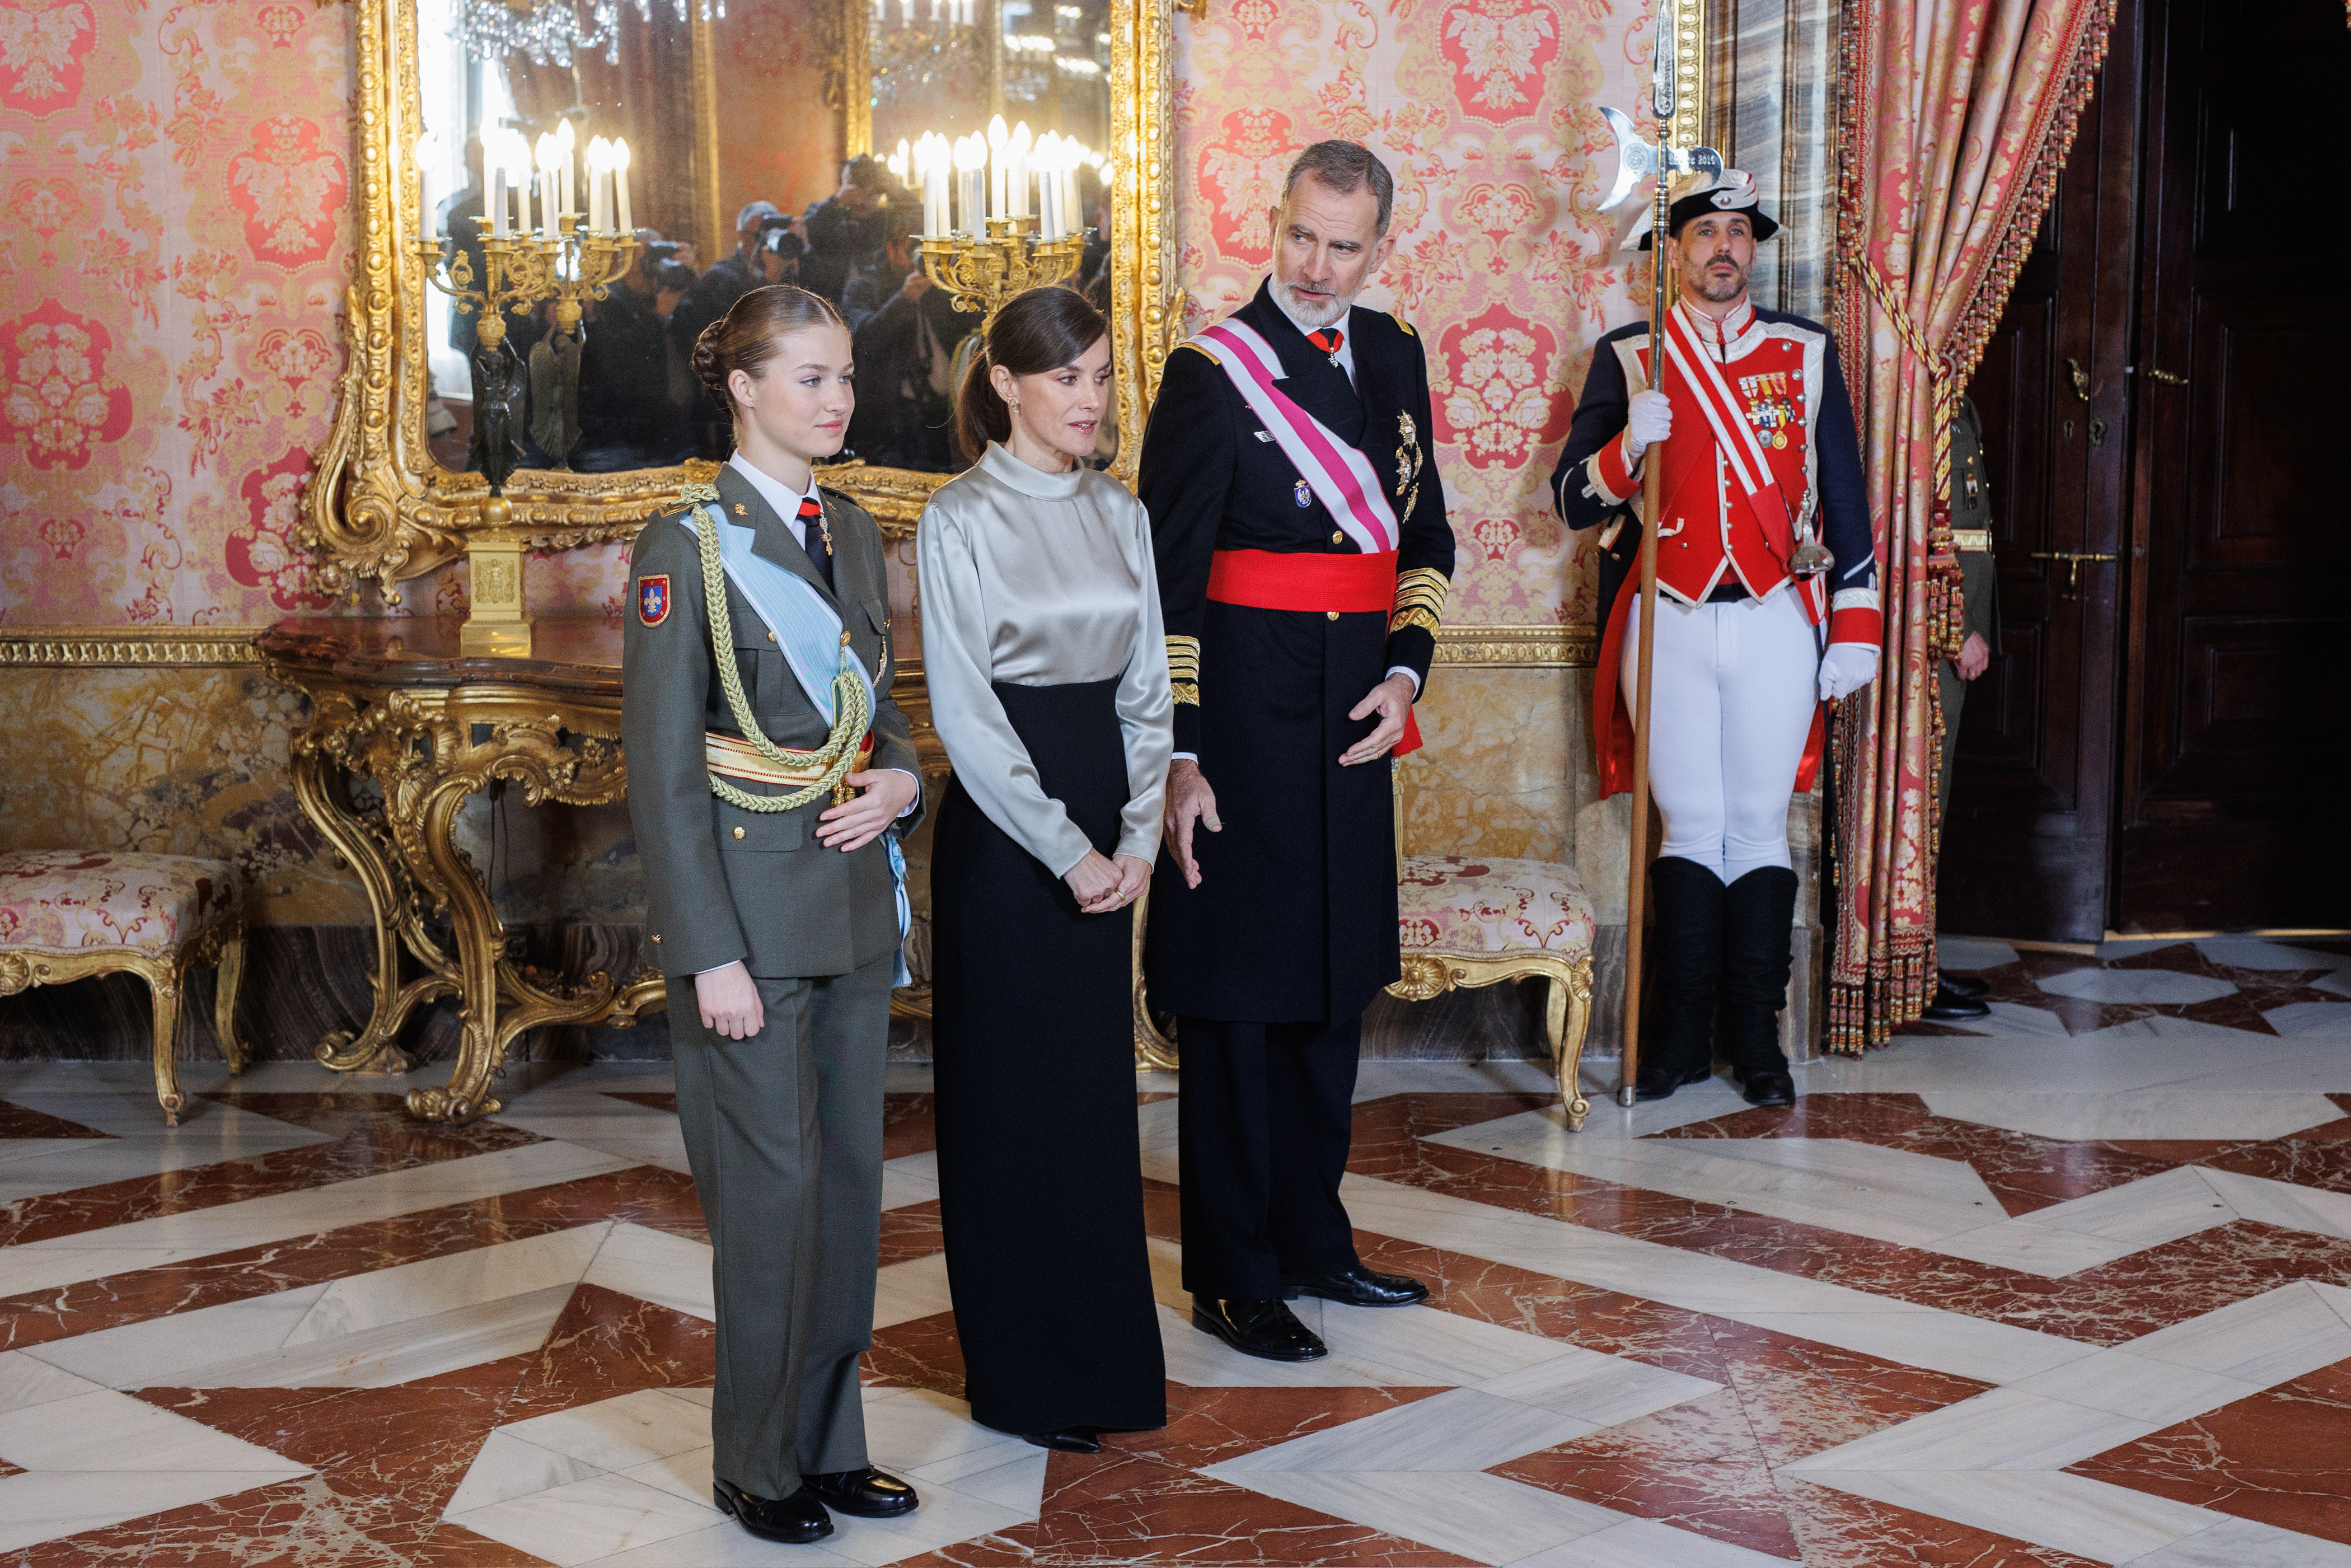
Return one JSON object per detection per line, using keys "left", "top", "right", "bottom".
{"left": 1825, "top": 0, "right": 2117, "bottom": 1051}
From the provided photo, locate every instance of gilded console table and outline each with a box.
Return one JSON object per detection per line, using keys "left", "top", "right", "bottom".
{"left": 263, "top": 616, "right": 943, "bottom": 1122}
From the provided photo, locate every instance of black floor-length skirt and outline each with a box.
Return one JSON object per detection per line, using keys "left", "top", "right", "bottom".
{"left": 931, "top": 676, "right": 1167, "bottom": 1436}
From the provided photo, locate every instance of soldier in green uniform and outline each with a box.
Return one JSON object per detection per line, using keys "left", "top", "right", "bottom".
{"left": 622, "top": 284, "right": 925, "bottom": 1543}
{"left": 1924, "top": 395, "right": 2001, "bottom": 1022}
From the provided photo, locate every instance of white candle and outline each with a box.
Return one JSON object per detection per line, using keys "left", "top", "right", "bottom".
{"left": 584, "top": 137, "right": 605, "bottom": 231}
{"left": 415, "top": 133, "right": 440, "bottom": 240}
{"left": 923, "top": 136, "right": 948, "bottom": 235}
{"left": 956, "top": 134, "right": 986, "bottom": 234}
{"left": 555, "top": 120, "right": 576, "bottom": 222}
{"left": 490, "top": 162, "right": 507, "bottom": 237}
{"left": 987, "top": 115, "right": 1008, "bottom": 221}
{"left": 1008, "top": 120, "right": 1032, "bottom": 219}
{"left": 613, "top": 138, "right": 634, "bottom": 233}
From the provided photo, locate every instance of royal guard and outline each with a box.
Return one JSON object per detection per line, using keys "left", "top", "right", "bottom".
{"left": 1140, "top": 141, "right": 1455, "bottom": 1361}
{"left": 1553, "top": 170, "right": 1880, "bottom": 1106}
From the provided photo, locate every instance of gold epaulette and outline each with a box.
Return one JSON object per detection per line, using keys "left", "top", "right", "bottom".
{"left": 1390, "top": 311, "right": 1417, "bottom": 338}
{"left": 1389, "top": 567, "right": 1448, "bottom": 636}
{"left": 1165, "top": 634, "right": 1200, "bottom": 706}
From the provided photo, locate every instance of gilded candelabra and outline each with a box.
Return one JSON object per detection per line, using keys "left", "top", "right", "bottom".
{"left": 918, "top": 216, "right": 1090, "bottom": 321}
{"left": 415, "top": 214, "right": 634, "bottom": 655}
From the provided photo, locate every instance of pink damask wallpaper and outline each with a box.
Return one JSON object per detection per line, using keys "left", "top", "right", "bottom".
{"left": 1172, "top": 0, "right": 1654, "bottom": 628}
{"left": 0, "top": 0, "right": 351, "bottom": 625}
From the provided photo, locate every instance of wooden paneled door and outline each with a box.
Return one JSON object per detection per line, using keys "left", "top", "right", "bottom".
{"left": 2115, "top": 0, "right": 2351, "bottom": 931}
{"left": 1938, "top": 4, "right": 2142, "bottom": 943}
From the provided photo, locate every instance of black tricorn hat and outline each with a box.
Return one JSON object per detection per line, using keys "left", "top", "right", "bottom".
{"left": 1632, "top": 170, "right": 1780, "bottom": 250}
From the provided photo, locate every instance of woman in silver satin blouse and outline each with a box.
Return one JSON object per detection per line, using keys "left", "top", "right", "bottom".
{"left": 919, "top": 287, "right": 1172, "bottom": 1453}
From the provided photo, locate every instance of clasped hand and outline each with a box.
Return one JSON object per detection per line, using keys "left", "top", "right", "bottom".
{"left": 815, "top": 769, "right": 919, "bottom": 851}
{"left": 1064, "top": 850, "right": 1152, "bottom": 914}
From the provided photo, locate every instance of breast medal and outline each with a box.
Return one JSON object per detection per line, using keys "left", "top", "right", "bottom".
{"left": 1294, "top": 479, "right": 1313, "bottom": 508}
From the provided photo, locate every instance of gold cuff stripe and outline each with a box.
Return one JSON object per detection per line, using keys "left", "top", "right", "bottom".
{"left": 1165, "top": 634, "right": 1201, "bottom": 683}
{"left": 1171, "top": 682, "right": 1201, "bottom": 706}
{"left": 1392, "top": 567, "right": 1450, "bottom": 614}
{"left": 1951, "top": 528, "right": 1993, "bottom": 553}
{"left": 1389, "top": 608, "right": 1442, "bottom": 636}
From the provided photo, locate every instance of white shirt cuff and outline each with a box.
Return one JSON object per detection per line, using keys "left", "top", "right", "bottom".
{"left": 1171, "top": 751, "right": 1197, "bottom": 763}
{"left": 1387, "top": 665, "right": 1422, "bottom": 696}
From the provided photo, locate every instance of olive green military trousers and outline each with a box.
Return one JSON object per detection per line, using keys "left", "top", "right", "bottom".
{"left": 668, "top": 951, "right": 894, "bottom": 1500}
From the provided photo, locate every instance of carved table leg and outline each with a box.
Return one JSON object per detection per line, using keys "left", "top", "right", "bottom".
{"left": 399, "top": 762, "right": 512, "bottom": 1124}
{"left": 289, "top": 732, "right": 453, "bottom": 1073}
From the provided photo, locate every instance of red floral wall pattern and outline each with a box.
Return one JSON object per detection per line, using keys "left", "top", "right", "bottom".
{"left": 1173, "top": 0, "right": 1653, "bottom": 626}
{"left": 0, "top": 0, "right": 349, "bottom": 624}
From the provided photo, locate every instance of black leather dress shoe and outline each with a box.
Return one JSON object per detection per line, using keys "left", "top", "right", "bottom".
{"left": 1025, "top": 1426, "right": 1102, "bottom": 1454}
{"left": 1281, "top": 1263, "right": 1429, "bottom": 1308}
{"left": 1922, "top": 979, "right": 1991, "bottom": 1021}
{"left": 1938, "top": 969, "right": 1989, "bottom": 999}
{"left": 1633, "top": 1059, "right": 1715, "bottom": 1102}
{"left": 713, "top": 1478, "right": 832, "bottom": 1542}
{"left": 1192, "top": 1296, "right": 1328, "bottom": 1361}
{"left": 806, "top": 1467, "right": 918, "bottom": 1518}
{"left": 1733, "top": 1066, "right": 1795, "bottom": 1108}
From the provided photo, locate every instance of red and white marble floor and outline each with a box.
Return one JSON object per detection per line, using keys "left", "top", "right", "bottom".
{"left": 2, "top": 933, "right": 2349, "bottom": 1566}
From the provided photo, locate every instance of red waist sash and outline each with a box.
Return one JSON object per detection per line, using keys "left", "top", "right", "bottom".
{"left": 1207, "top": 548, "right": 1398, "bottom": 611}
{"left": 1203, "top": 548, "right": 1422, "bottom": 758}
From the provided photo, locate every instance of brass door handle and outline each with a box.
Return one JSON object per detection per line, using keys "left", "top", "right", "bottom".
{"left": 2029, "top": 550, "right": 2118, "bottom": 596}
{"left": 2064, "top": 357, "right": 2092, "bottom": 402}
{"left": 2147, "top": 367, "right": 2188, "bottom": 386}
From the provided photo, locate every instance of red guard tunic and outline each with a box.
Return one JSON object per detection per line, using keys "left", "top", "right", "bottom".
{"left": 1558, "top": 299, "right": 1882, "bottom": 795}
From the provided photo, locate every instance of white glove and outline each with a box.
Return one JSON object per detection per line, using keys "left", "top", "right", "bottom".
{"left": 1818, "top": 643, "right": 1880, "bottom": 701}
{"left": 1624, "top": 389, "right": 1673, "bottom": 457}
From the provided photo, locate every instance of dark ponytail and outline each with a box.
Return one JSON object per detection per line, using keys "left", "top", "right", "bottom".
{"left": 692, "top": 284, "right": 846, "bottom": 429}
{"left": 954, "top": 285, "right": 1110, "bottom": 461}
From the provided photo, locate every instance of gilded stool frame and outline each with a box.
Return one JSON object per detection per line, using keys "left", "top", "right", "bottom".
{"left": 0, "top": 918, "right": 251, "bottom": 1124}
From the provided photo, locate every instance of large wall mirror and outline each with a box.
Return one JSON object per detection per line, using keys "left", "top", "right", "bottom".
{"left": 303, "top": 0, "right": 1182, "bottom": 590}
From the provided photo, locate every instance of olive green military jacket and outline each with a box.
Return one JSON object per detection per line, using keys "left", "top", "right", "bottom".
{"left": 622, "top": 462, "right": 923, "bottom": 981}
{"left": 1950, "top": 397, "right": 2002, "bottom": 655}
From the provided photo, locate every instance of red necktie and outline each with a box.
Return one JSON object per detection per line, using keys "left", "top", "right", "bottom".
{"left": 1308, "top": 327, "right": 1343, "bottom": 358}
{"left": 797, "top": 495, "right": 835, "bottom": 592}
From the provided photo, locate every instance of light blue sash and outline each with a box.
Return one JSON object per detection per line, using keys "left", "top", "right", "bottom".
{"left": 682, "top": 506, "right": 911, "bottom": 984}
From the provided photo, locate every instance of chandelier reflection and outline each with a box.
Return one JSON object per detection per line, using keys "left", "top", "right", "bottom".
{"left": 457, "top": 0, "right": 725, "bottom": 69}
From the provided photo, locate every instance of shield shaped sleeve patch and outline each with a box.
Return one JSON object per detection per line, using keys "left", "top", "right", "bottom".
{"left": 637, "top": 574, "right": 671, "bottom": 627}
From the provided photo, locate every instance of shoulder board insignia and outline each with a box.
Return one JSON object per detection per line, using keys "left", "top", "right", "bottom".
{"left": 637, "top": 574, "right": 671, "bottom": 627}
{"left": 1174, "top": 341, "right": 1219, "bottom": 362}
{"left": 1390, "top": 311, "right": 1416, "bottom": 338}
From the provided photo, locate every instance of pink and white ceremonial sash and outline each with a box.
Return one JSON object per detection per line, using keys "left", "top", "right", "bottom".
{"left": 1657, "top": 302, "right": 1824, "bottom": 616}
{"left": 1190, "top": 319, "right": 1400, "bottom": 556}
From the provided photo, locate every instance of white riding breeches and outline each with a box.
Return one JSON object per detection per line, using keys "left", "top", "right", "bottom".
{"left": 1619, "top": 588, "right": 1820, "bottom": 884}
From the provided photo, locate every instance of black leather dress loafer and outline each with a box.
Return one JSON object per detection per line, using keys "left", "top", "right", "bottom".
{"left": 1938, "top": 969, "right": 1991, "bottom": 999}
{"left": 1281, "top": 1263, "right": 1429, "bottom": 1309}
{"left": 1632, "top": 1060, "right": 1715, "bottom": 1102}
{"left": 713, "top": 1478, "right": 833, "bottom": 1542}
{"left": 1191, "top": 1296, "right": 1328, "bottom": 1361}
{"left": 1734, "top": 1066, "right": 1796, "bottom": 1108}
{"left": 1024, "top": 1426, "right": 1102, "bottom": 1454}
{"left": 1922, "top": 980, "right": 1991, "bottom": 1021}
{"left": 806, "top": 1467, "right": 918, "bottom": 1518}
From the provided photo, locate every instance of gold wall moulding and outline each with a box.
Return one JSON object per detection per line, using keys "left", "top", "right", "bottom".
{"left": 0, "top": 626, "right": 267, "bottom": 667}
{"left": 1431, "top": 625, "right": 1598, "bottom": 668}
{"left": 299, "top": 0, "right": 1182, "bottom": 599}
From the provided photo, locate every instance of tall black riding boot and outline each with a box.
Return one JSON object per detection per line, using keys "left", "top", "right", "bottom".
{"left": 1634, "top": 857, "right": 1726, "bottom": 1102}
{"left": 1721, "top": 867, "right": 1799, "bottom": 1108}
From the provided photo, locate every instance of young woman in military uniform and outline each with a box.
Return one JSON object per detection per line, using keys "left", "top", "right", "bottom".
{"left": 622, "top": 284, "right": 924, "bottom": 1545}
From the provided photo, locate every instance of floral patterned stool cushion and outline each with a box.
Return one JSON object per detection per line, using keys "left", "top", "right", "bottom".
{"left": 1389, "top": 854, "right": 1598, "bottom": 1129}
{"left": 0, "top": 850, "right": 250, "bottom": 1124}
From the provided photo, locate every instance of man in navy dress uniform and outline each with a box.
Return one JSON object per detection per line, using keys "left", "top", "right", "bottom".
{"left": 1139, "top": 141, "right": 1456, "bottom": 1363}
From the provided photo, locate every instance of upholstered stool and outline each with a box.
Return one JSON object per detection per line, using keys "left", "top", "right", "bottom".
{"left": 1389, "top": 854, "right": 1596, "bottom": 1129}
{"left": 0, "top": 850, "right": 250, "bottom": 1123}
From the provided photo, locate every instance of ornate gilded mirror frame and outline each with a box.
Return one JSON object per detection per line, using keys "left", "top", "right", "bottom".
{"left": 301, "top": 0, "right": 1183, "bottom": 593}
